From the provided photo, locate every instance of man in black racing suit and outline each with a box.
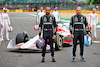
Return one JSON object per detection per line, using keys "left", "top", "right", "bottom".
{"left": 39, "top": 7, "right": 57, "bottom": 62}
{"left": 70, "top": 6, "right": 89, "bottom": 62}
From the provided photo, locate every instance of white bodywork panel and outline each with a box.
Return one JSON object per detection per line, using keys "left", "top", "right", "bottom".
{"left": 7, "top": 35, "right": 50, "bottom": 50}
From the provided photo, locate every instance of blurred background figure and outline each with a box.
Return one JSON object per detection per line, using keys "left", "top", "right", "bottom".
{"left": 89, "top": 8, "right": 98, "bottom": 39}
{"left": 51, "top": 7, "right": 61, "bottom": 23}
{"left": 0, "top": 7, "right": 11, "bottom": 41}
{"left": 36, "top": 6, "right": 45, "bottom": 25}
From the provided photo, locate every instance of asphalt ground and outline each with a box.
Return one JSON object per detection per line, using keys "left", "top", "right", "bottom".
{"left": 0, "top": 12, "right": 100, "bottom": 67}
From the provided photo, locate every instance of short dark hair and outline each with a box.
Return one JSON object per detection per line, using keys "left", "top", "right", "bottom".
{"left": 54, "top": 7, "right": 57, "bottom": 8}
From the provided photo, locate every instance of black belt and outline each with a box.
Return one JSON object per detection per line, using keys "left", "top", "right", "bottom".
{"left": 44, "top": 29, "right": 52, "bottom": 31}
{"left": 74, "top": 29, "right": 84, "bottom": 31}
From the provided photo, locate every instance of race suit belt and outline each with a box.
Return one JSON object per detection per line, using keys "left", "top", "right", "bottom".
{"left": 2, "top": 18, "right": 7, "bottom": 19}
{"left": 44, "top": 29, "right": 52, "bottom": 31}
{"left": 74, "top": 29, "right": 84, "bottom": 31}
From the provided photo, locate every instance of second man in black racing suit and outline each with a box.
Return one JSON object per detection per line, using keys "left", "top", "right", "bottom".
{"left": 70, "top": 6, "right": 89, "bottom": 62}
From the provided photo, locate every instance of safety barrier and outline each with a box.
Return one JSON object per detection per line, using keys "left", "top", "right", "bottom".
{"left": 57, "top": 10, "right": 100, "bottom": 14}
{"left": 0, "top": 9, "right": 3, "bottom": 12}
{"left": 23, "top": 9, "right": 30, "bottom": 12}
{"left": 0, "top": 9, "right": 100, "bottom": 14}
{"left": 39, "top": 10, "right": 100, "bottom": 14}
{"left": 15, "top": 9, "right": 23, "bottom": 12}
{"left": 9, "top": 9, "right": 16, "bottom": 12}
{"left": 0, "top": 9, "right": 34, "bottom": 12}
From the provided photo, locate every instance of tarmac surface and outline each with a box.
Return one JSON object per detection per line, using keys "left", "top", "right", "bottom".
{"left": 0, "top": 12, "right": 100, "bottom": 67}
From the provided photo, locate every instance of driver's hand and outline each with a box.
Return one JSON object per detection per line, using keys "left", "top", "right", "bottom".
{"left": 39, "top": 36, "right": 42, "bottom": 39}
{"left": 9, "top": 25, "right": 11, "bottom": 27}
{"left": 86, "top": 34, "right": 89, "bottom": 37}
{"left": 36, "top": 23, "right": 38, "bottom": 25}
{"left": 52, "top": 35, "right": 56, "bottom": 39}
{"left": 71, "top": 34, "right": 74, "bottom": 38}
{"left": 1, "top": 25, "right": 3, "bottom": 27}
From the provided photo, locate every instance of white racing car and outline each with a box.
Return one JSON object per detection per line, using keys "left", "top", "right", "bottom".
{"left": 7, "top": 31, "right": 50, "bottom": 51}
{"left": 7, "top": 31, "right": 63, "bottom": 51}
{"left": 7, "top": 22, "right": 72, "bottom": 51}
{"left": 56, "top": 22, "right": 73, "bottom": 46}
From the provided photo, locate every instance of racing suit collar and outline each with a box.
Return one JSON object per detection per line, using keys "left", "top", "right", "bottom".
{"left": 46, "top": 14, "right": 50, "bottom": 17}
{"left": 4, "top": 12, "right": 7, "bottom": 13}
{"left": 40, "top": 11, "right": 43, "bottom": 12}
{"left": 77, "top": 15, "right": 81, "bottom": 17}
{"left": 92, "top": 12, "right": 95, "bottom": 14}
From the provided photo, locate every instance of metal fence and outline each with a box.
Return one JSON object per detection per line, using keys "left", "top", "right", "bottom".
{"left": 0, "top": 1, "right": 100, "bottom": 11}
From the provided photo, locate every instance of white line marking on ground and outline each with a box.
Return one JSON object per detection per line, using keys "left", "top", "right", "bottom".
{"left": 92, "top": 41, "right": 100, "bottom": 43}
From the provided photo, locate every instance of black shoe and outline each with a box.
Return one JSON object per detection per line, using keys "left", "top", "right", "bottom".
{"left": 41, "top": 57, "right": 45, "bottom": 62}
{"left": 52, "top": 57, "right": 56, "bottom": 62}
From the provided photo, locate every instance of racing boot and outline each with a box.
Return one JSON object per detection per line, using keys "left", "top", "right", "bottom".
{"left": 52, "top": 57, "right": 56, "bottom": 62}
{"left": 72, "top": 57, "right": 75, "bottom": 62}
{"left": 7, "top": 38, "right": 10, "bottom": 41}
{"left": 1, "top": 38, "right": 4, "bottom": 42}
{"left": 81, "top": 57, "right": 86, "bottom": 62}
{"left": 41, "top": 57, "right": 45, "bottom": 62}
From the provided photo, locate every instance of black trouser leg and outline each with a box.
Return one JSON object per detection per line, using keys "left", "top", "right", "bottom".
{"left": 42, "top": 44, "right": 47, "bottom": 57}
{"left": 42, "top": 35, "right": 47, "bottom": 57}
{"left": 73, "top": 32, "right": 79, "bottom": 57}
{"left": 42, "top": 31, "right": 54, "bottom": 57}
{"left": 79, "top": 32, "right": 84, "bottom": 57}
{"left": 49, "top": 36, "right": 54, "bottom": 57}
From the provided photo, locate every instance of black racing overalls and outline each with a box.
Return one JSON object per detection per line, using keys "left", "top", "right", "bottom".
{"left": 70, "top": 15, "right": 89, "bottom": 57}
{"left": 39, "top": 15, "right": 57, "bottom": 57}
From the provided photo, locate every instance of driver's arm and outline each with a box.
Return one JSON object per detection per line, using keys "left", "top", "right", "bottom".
{"left": 39, "top": 17, "right": 43, "bottom": 36}
{"left": 84, "top": 16, "right": 89, "bottom": 34}
{"left": 53, "top": 17, "right": 57, "bottom": 35}
{"left": 69, "top": 16, "right": 73, "bottom": 34}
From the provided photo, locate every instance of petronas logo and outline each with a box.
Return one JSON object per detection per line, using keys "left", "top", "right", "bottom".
{"left": 81, "top": 17, "right": 83, "bottom": 22}
{"left": 50, "top": 17, "right": 52, "bottom": 22}
{"left": 81, "top": 17, "right": 83, "bottom": 19}
{"left": 50, "top": 17, "right": 52, "bottom": 20}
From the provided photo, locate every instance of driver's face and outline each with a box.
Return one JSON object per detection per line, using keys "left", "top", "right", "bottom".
{"left": 40, "top": 7, "right": 43, "bottom": 11}
{"left": 54, "top": 7, "right": 57, "bottom": 11}
{"left": 76, "top": 7, "right": 81, "bottom": 15}
{"left": 92, "top": 9, "right": 96, "bottom": 13}
{"left": 45, "top": 7, "right": 50, "bottom": 15}
{"left": 4, "top": 10, "right": 7, "bottom": 12}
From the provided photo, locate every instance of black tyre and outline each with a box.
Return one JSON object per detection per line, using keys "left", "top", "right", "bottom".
{"left": 16, "top": 32, "right": 28, "bottom": 44}
{"left": 54, "top": 33, "right": 63, "bottom": 51}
